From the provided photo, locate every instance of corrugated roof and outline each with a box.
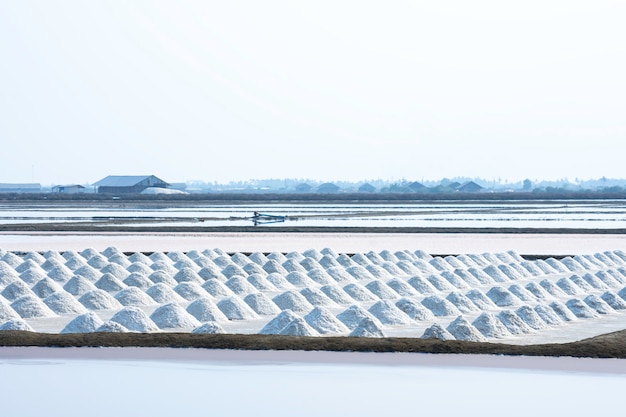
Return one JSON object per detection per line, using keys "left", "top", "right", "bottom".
{"left": 93, "top": 175, "right": 163, "bottom": 187}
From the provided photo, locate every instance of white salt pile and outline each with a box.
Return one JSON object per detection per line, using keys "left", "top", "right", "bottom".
{"left": 19, "top": 269, "right": 47, "bottom": 285}
{"left": 472, "top": 313, "right": 511, "bottom": 338}
{"left": 174, "top": 282, "right": 209, "bottom": 301}
{"left": 581, "top": 273, "right": 609, "bottom": 290}
{"left": 265, "top": 272, "right": 295, "bottom": 290}
{"left": 110, "top": 306, "right": 160, "bottom": 332}
{"left": 486, "top": 286, "right": 520, "bottom": 307}
{"left": 192, "top": 322, "right": 225, "bottom": 334}
{"left": 284, "top": 271, "right": 315, "bottom": 288}
{"left": 497, "top": 310, "right": 533, "bottom": 334}
{"left": 365, "top": 264, "right": 391, "bottom": 279}
{"left": 346, "top": 265, "right": 375, "bottom": 281}
{"left": 73, "top": 265, "right": 101, "bottom": 282}
{"left": 127, "top": 262, "right": 154, "bottom": 275}
{"left": 304, "top": 307, "right": 349, "bottom": 335}
{"left": 63, "top": 276, "right": 97, "bottom": 296}
{"left": 426, "top": 274, "right": 454, "bottom": 292}
{"left": 0, "top": 318, "right": 33, "bottom": 331}
{"left": 61, "top": 311, "right": 104, "bottom": 334}
{"left": 549, "top": 300, "right": 578, "bottom": 321}
{"left": 244, "top": 292, "right": 281, "bottom": 315}
{"left": 465, "top": 289, "right": 497, "bottom": 310}
{"left": 468, "top": 267, "right": 494, "bottom": 284}
{"left": 31, "top": 277, "right": 62, "bottom": 299}
{"left": 78, "top": 289, "right": 123, "bottom": 311}
{"left": 514, "top": 305, "right": 547, "bottom": 330}
{"left": 100, "top": 263, "right": 129, "bottom": 280}
{"left": 386, "top": 278, "right": 418, "bottom": 297}
{"left": 406, "top": 276, "right": 437, "bottom": 294}
{"left": 260, "top": 310, "right": 301, "bottom": 334}
{"left": 146, "top": 283, "right": 186, "bottom": 304}
{"left": 336, "top": 305, "right": 380, "bottom": 331}
{"left": 445, "top": 291, "right": 479, "bottom": 313}
{"left": 246, "top": 274, "right": 277, "bottom": 292}
{"left": 95, "top": 273, "right": 127, "bottom": 292}
{"left": 115, "top": 287, "right": 157, "bottom": 307}
{"left": 507, "top": 284, "right": 536, "bottom": 303}
{"left": 565, "top": 299, "right": 599, "bottom": 318}
{"left": 221, "top": 264, "right": 247, "bottom": 279}
{"left": 0, "top": 298, "right": 20, "bottom": 321}
{"left": 365, "top": 280, "right": 399, "bottom": 300}
{"left": 272, "top": 290, "right": 313, "bottom": 313}
{"left": 349, "top": 316, "right": 386, "bottom": 337}
{"left": 368, "top": 300, "right": 412, "bottom": 325}
{"left": 421, "top": 295, "right": 461, "bottom": 317}
{"left": 594, "top": 271, "right": 621, "bottom": 288}
{"left": 539, "top": 279, "right": 568, "bottom": 297}
{"left": 446, "top": 316, "right": 486, "bottom": 342}
{"left": 150, "top": 303, "right": 201, "bottom": 330}
{"left": 440, "top": 271, "right": 469, "bottom": 289}
{"left": 498, "top": 264, "right": 524, "bottom": 280}
{"left": 197, "top": 266, "right": 227, "bottom": 282}
{"left": 524, "top": 282, "right": 554, "bottom": 301}
{"left": 217, "top": 297, "right": 259, "bottom": 320}
{"left": 263, "top": 260, "right": 288, "bottom": 275}
{"left": 186, "top": 298, "right": 229, "bottom": 322}
{"left": 600, "top": 291, "right": 626, "bottom": 310}
{"left": 306, "top": 269, "right": 334, "bottom": 285}
{"left": 342, "top": 283, "right": 377, "bottom": 302}
{"left": 483, "top": 265, "right": 510, "bottom": 283}
{"left": 44, "top": 291, "right": 88, "bottom": 315}
{"left": 2, "top": 280, "right": 35, "bottom": 301}
{"left": 173, "top": 268, "right": 203, "bottom": 284}
{"left": 11, "top": 294, "right": 56, "bottom": 318}
{"left": 582, "top": 295, "right": 613, "bottom": 315}
{"left": 533, "top": 304, "right": 563, "bottom": 325}
{"left": 201, "top": 279, "right": 236, "bottom": 298}
{"left": 556, "top": 277, "right": 584, "bottom": 296}
{"left": 279, "top": 316, "right": 319, "bottom": 336}
{"left": 320, "top": 284, "right": 353, "bottom": 305}
{"left": 243, "top": 262, "right": 266, "bottom": 276}
{"left": 300, "top": 287, "right": 337, "bottom": 307}
{"left": 283, "top": 259, "right": 307, "bottom": 273}
{"left": 395, "top": 298, "right": 435, "bottom": 321}
{"left": 421, "top": 323, "right": 454, "bottom": 340}
{"left": 325, "top": 266, "right": 355, "bottom": 283}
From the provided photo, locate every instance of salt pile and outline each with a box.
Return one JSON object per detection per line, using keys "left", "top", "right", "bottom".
{"left": 345, "top": 265, "right": 375, "bottom": 281}
{"left": 0, "top": 298, "right": 20, "bottom": 321}
{"left": 146, "top": 283, "right": 186, "bottom": 304}
{"left": 507, "top": 284, "right": 536, "bottom": 303}
{"left": 336, "top": 305, "right": 380, "bottom": 331}
{"left": 600, "top": 291, "right": 626, "bottom": 310}
{"left": 440, "top": 271, "right": 469, "bottom": 289}
{"left": 483, "top": 265, "right": 510, "bottom": 283}
{"left": 95, "top": 273, "right": 127, "bottom": 292}
{"left": 73, "top": 265, "right": 101, "bottom": 282}
{"left": 594, "top": 271, "right": 621, "bottom": 288}
{"left": 342, "top": 283, "right": 377, "bottom": 302}
{"left": 243, "top": 263, "right": 266, "bottom": 276}
{"left": 244, "top": 293, "right": 281, "bottom": 315}
{"left": 582, "top": 295, "right": 613, "bottom": 314}
{"left": 365, "top": 264, "right": 391, "bottom": 279}
{"left": 279, "top": 317, "right": 319, "bottom": 336}
{"left": 349, "top": 316, "right": 386, "bottom": 337}
{"left": 284, "top": 271, "right": 315, "bottom": 288}
{"left": 533, "top": 304, "right": 562, "bottom": 325}
{"left": 265, "top": 272, "right": 295, "bottom": 290}
{"left": 260, "top": 310, "right": 301, "bottom": 334}
{"left": 2, "top": 280, "right": 34, "bottom": 301}
{"left": 365, "top": 281, "right": 399, "bottom": 300}
{"left": 445, "top": 291, "right": 479, "bottom": 313}
{"left": 61, "top": 311, "right": 104, "bottom": 333}
{"left": 127, "top": 262, "right": 154, "bottom": 275}
{"left": 115, "top": 287, "right": 156, "bottom": 306}
{"left": 78, "top": 289, "right": 123, "bottom": 310}
{"left": 44, "top": 292, "right": 88, "bottom": 315}
{"left": 581, "top": 273, "right": 609, "bottom": 290}
{"left": 174, "top": 282, "right": 209, "bottom": 301}
{"left": 421, "top": 295, "right": 461, "bottom": 317}
{"left": 465, "top": 289, "right": 497, "bottom": 310}
{"left": 406, "top": 276, "right": 437, "bottom": 294}
{"left": 395, "top": 298, "right": 435, "bottom": 321}
{"left": 468, "top": 267, "right": 494, "bottom": 284}
{"left": 221, "top": 264, "right": 246, "bottom": 279}
{"left": 201, "top": 279, "right": 236, "bottom": 298}
{"left": 186, "top": 298, "right": 228, "bottom": 322}
{"left": 283, "top": 259, "right": 307, "bottom": 273}
{"left": 446, "top": 316, "right": 486, "bottom": 342}
{"left": 497, "top": 310, "right": 533, "bottom": 334}
{"left": 263, "top": 260, "right": 288, "bottom": 275}
{"left": 549, "top": 301, "right": 578, "bottom": 321}
{"left": 272, "top": 290, "right": 313, "bottom": 313}
{"left": 110, "top": 306, "right": 159, "bottom": 332}
{"left": 306, "top": 269, "right": 333, "bottom": 285}
{"left": 246, "top": 274, "right": 277, "bottom": 292}
{"left": 556, "top": 277, "right": 584, "bottom": 295}
{"left": 320, "top": 285, "right": 353, "bottom": 305}
{"left": 173, "top": 268, "right": 203, "bottom": 284}
{"left": 565, "top": 299, "right": 599, "bottom": 318}
{"left": 300, "top": 287, "right": 337, "bottom": 307}
{"left": 123, "top": 272, "right": 154, "bottom": 291}
{"left": 368, "top": 300, "right": 412, "bottom": 325}
{"left": 63, "top": 276, "right": 97, "bottom": 296}
{"left": 0, "top": 319, "right": 33, "bottom": 331}
{"left": 486, "top": 286, "right": 520, "bottom": 307}
{"left": 197, "top": 266, "right": 227, "bottom": 282}
{"left": 386, "top": 278, "right": 418, "bottom": 297}
{"left": 304, "top": 307, "right": 349, "bottom": 334}
{"left": 100, "top": 263, "right": 129, "bottom": 280}
{"left": 46, "top": 265, "right": 74, "bottom": 283}
{"left": 426, "top": 274, "right": 454, "bottom": 292}
{"left": 524, "top": 282, "right": 554, "bottom": 300}
{"left": 514, "top": 305, "right": 546, "bottom": 330}
{"left": 472, "top": 313, "right": 511, "bottom": 338}
{"left": 217, "top": 297, "right": 259, "bottom": 320}
{"left": 421, "top": 324, "right": 454, "bottom": 340}
{"left": 30, "top": 276, "right": 62, "bottom": 298}
{"left": 11, "top": 294, "right": 56, "bottom": 318}
{"left": 539, "top": 279, "right": 567, "bottom": 297}
{"left": 150, "top": 303, "right": 201, "bottom": 330}
{"left": 192, "top": 322, "right": 225, "bottom": 334}
{"left": 325, "top": 266, "right": 355, "bottom": 283}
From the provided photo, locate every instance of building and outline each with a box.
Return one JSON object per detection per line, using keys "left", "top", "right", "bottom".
{"left": 317, "top": 182, "right": 340, "bottom": 193}
{"left": 52, "top": 184, "right": 85, "bottom": 194}
{"left": 457, "top": 181, "right": 485, "bottom": 193}
{"left": 0, "top": 183, "right": 41, "bottom": 193}
{"left": 93, "top": 175, "right": 169, "bottom": 194}
{"left": 358, "top": 183, "right": 376, "bottom": 193}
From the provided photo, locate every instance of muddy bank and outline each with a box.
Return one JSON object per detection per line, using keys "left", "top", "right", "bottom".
{"left": 1, "top": 330, "right": 625, "bottom": 359}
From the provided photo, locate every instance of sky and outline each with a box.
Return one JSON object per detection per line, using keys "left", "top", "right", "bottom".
{"left": 1, "top": 1, "right": 625, "bottom": 186}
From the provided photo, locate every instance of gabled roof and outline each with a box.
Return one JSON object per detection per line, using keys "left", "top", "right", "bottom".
{"left": 93, "top": 175, "right": 167, "bottom": 187}
{"left": 457, "top": 181, "right": 484, "bottom": 192}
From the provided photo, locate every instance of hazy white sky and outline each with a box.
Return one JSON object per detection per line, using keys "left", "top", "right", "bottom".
{"left": 1, "top": 1, "right": 625, "bottom": 185}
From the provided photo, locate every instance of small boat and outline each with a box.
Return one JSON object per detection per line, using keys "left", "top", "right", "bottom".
{"left": 252, "top": 211, "right": 286, "bottom": 225}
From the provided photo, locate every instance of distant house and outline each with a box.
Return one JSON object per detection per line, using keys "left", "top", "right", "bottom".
{"left": 0, "top": 183, "right": 41, "bottom": 193}
{"left": 93, "top": 175, "right": 169, "bottom": 194}
{"left": 52, "top": 184, "right": 85, "bottom": 194}
{"left": 295, "top": 183, "right": 312, "bottom": 193}
{"left": 457, "top": 181, "right": 484, "bottom": 193}
{"left": 407, "top": 181, "right": 428, "bottom": 193}
{"left": 317, "top": 182, "right": 340, "bottom": 193}
{"left": 358, "top": 183, "right": 376, "bottom": 193}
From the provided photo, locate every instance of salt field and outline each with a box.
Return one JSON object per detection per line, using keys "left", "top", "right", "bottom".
{"left": 2, "top": 244, "right": 626, "bottom": 344}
